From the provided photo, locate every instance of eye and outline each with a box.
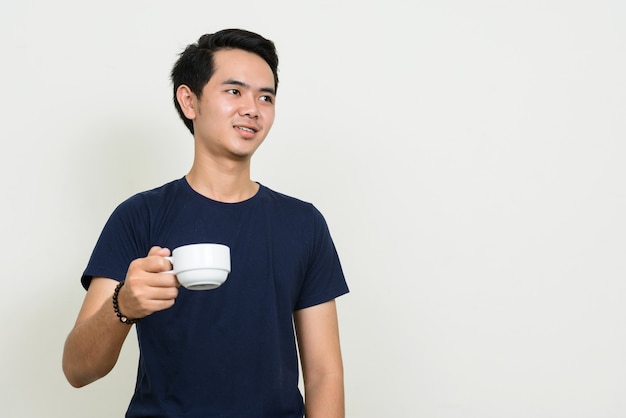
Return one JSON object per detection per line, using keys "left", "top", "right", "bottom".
{"left": 226, "top": 89, "right": 240, "bottom": 95}
{"left": 259, "top": 95, "right": 274, "bottom": 103}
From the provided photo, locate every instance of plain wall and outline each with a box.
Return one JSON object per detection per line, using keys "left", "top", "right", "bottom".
{"left": 1, "top": 1, "right": 625, "bottom": 417}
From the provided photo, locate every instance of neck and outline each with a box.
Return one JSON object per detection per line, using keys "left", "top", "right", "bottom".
{"left": 186, "top": 154, "right": 258, "bottom": 203}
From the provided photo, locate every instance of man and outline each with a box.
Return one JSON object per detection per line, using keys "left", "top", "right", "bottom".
{"left": 62, "top": 29, "right": 349, "bottom": 418}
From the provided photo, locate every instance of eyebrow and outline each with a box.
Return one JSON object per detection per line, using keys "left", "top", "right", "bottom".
{"left": 222, "top": 78, "right": 276, "bottom": 96}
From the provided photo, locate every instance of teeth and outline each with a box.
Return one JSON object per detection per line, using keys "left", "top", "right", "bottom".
{"left": 238, "top": 127, "right": 255, "bottom": 133}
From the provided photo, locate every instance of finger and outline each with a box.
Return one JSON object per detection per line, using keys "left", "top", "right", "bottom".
{"left": 141, "top": 252, "right": 174, "bottom": 274}
{"left": 147, "top": 285, "right": 179, "bottom": 301}
{"left": 148, "top": 272, "right": 180, "bottom": 288}
{"left": 147, "top": 246, "right": 170, "bottom": 257}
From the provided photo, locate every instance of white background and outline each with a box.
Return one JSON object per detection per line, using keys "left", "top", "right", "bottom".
{"left": 1, "top": 1, "right": 625, "bottom": 417}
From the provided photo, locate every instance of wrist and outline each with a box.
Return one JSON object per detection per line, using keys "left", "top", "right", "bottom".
{"left": 112, "top": 281, "right": 141, "bottom": 325}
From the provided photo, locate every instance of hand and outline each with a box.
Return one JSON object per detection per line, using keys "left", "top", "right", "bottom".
{"left": 117, "top": 246, "right": 180, "bottom": 320}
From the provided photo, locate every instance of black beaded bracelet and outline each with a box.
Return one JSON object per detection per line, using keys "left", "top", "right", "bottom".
{"left": 112, "top": 281, "right": 141, "bottom": 325}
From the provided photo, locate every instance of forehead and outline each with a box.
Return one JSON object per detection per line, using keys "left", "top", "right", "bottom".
{"left": 211, "top": 49, "right": 275, "bottom": 87}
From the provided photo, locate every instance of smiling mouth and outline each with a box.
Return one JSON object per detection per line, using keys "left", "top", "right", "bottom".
{"left": 236, "top": 126, "right": 257, "bottom": 133}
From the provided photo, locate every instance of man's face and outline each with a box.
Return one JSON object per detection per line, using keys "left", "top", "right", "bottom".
{"left": 191, "top": 48, "right": 276, "bottom": 161}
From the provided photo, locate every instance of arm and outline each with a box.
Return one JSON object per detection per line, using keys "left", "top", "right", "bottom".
{"left": 62, "top": 246, "right": 179, "bottom": 388}
{"left": 294, "top": 299, "right": 345, "bottom": 418}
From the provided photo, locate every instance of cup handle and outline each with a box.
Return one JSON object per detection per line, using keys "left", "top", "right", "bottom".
{"left": 162, "top": 256, "right": 178, "bottom": 275}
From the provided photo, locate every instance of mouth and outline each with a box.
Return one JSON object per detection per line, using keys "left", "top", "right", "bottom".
{"left": 235, "top": 125, "right": 258, "bottom": 134}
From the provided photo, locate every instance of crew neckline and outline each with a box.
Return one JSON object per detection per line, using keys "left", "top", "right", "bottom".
{"left": 180, "top": 176, "right": 263, "bottom": 205}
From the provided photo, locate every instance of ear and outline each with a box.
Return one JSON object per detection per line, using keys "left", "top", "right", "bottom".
{"left": 176, "top": 85, "right": 197, "bottom": 120}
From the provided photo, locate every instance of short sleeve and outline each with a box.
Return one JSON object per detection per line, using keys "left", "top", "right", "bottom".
{"left": 81, "top": 195, "right": 151, "bottom": 289}
{"left": 294, "top": 206, "right": 349, "bottom": 310}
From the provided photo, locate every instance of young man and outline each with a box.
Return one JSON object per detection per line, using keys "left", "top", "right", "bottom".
{"left": 62, "top": 29, "right": 349, "bottom": 418}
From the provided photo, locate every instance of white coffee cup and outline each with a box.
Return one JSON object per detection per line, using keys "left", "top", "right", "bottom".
{"left": 164, "top": 243, "right": 231, "bottom": 290}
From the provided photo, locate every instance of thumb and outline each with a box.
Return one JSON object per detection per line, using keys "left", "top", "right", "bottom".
{"left": 147, "top": 246, "right": 171, "bottom": 257}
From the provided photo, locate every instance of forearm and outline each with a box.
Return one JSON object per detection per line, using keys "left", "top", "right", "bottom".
{"left": 304, "top": 371, "right": 345, "bottom": 418}
{"left": 62, "top": 296, "right": 132, "bottom": 388}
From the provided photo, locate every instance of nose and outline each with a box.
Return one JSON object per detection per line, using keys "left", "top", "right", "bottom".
{"left": 239, "top": 95, "right": 259, "bottom": 119}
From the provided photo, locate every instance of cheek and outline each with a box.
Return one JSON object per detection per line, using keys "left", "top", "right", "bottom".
{"left": 213, "top": 103, "right": 236, "bottom": 118}
{"left": 262, "top": 108, "right": 276, "bottom": 126}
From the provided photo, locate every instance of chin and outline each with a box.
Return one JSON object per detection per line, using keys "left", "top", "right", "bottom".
{"left": 228, "top": 148, "right": 256, "bottom": 160}
{"left": 231, "top": 142, "right": 263, "bottom": 158}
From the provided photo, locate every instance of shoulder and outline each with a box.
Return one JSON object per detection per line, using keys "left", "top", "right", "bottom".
{"left": 257, "top": 184, "right": 332, "bottom": 235}
{"left": 257, "top": 184, "right": 326, "bottom": 220}
{"left": 114, "top": 178, "right": 186, "bottom": 212}
{"left": 258, "top": 184, "right": 316, "bottom": 212}
{"left": 135, "top": 177, "right": 186, "bottom": 202}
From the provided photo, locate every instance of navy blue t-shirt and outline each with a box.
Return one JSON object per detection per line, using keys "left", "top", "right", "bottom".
{"left": 82, "top": 178, "right": 349, "bottom": 417}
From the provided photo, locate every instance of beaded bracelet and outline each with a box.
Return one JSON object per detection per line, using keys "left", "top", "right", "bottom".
{"left": 112, "top": 281, "right": 141, "bottom": 325}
